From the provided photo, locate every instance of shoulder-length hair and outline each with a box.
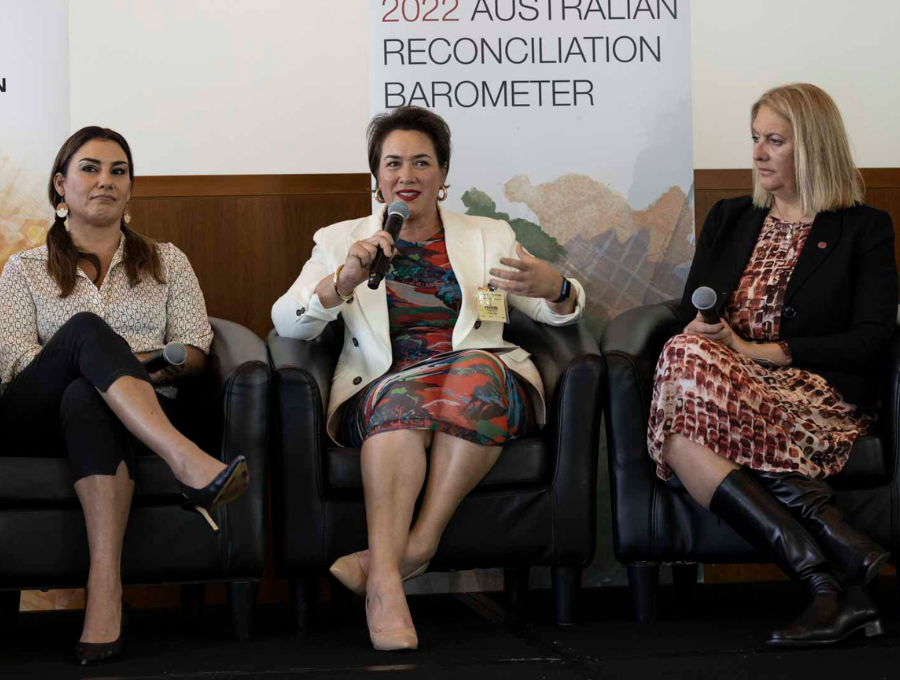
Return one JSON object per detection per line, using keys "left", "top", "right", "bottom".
{"left": 47, "top": 126, "right": 165, "bottom": 297}
{"left": 751, "top": 83, "right": 864, "bottom": 214}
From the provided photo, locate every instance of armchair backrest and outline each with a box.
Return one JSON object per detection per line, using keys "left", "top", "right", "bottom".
{"left": 877, "top": 310, "right": 900, "bottom": 480}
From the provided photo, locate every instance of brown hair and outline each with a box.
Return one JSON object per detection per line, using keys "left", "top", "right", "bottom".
{"left": 47, "top": 126, "right": 165, "bottom": 297}
{"left": 751, "top": 83, "right": 864, "bottom": 213}
{"left": 367, "top": 106, "right": 452, "bottom": 193}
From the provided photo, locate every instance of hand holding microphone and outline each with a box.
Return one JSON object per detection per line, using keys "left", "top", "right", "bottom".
{"left": 335, "top": 201, "right": 410, "bottom": 297}
{"left": 687, "top": 286, "right": 734, "bottom": 347}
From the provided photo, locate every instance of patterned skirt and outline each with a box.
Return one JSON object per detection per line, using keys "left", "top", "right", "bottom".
{"left": 647, "top": 334, "right": 875, "bottom": 481}
{"left": 340, "top": 350, "right": 532, "bottom": 448}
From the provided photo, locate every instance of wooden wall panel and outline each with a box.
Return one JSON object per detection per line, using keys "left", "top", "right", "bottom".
{"left": 695, "top": 168, "right": 900, "bottom": 235}
{"left": 129, "top": 174, "right": 371, "bottom": 339}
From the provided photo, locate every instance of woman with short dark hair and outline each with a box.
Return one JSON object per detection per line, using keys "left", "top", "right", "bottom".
{"left": 648, "top": 83, "right": 897, "bottom": 646}
{"left": 273, "top": 106, "right": 586, "bottom": 651}
{"left": 0, "top": 126, "right": 249, "bottom": 665}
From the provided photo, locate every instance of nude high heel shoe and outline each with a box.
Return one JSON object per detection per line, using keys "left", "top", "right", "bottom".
{"left": 366, "top": 597, "right": 418, "bottom": 651}
{"left": 329, "top": 553, "right": 367, "bottom": 596}
{"left": 330, "top": 553, "right": 431, "bottom": 596}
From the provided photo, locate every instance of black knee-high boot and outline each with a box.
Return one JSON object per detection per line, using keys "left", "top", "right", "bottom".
{"left": 709, "top": 469, "right": 882, "bottom": 646}
{"left": 752, "top": 471, "right": 889, "bottom": 588}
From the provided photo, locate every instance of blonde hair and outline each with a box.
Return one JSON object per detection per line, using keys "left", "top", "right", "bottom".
{"left": 751, "top": 83, "right": 864, "bottom": 213}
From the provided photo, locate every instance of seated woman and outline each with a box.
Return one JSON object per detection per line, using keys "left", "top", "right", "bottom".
{"left": 272, "top": 106, "right": 585, "bottom": 651}
{"left": 0, "top": 127, "right": 249, "bottom": 664}
{"left": 649, "top": 83, "right": 897, "bottom": 646}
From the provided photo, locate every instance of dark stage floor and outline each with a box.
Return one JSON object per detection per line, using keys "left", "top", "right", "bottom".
{"left": 2, "top": 578, "right": 899, "bottom": 679}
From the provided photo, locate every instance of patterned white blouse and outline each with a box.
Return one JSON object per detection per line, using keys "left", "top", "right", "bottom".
{"left": 0, "top": 233, "right": 213, "bottom": 397}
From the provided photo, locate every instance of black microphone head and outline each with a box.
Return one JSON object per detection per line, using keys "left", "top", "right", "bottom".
{"left": 387, "top": 201, "right": 410, "bottom": 221}
{"left": 691, "top": 286, "right": 718, "bottom": 312}
{"left": 162, "top": 341, "right": 187, "bottom": 366}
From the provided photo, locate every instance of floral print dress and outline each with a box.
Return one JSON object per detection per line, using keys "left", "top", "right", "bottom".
{"left": 340, "top": 226, "right": 532, "bottom": 448}
{"left": 647, "top": 215, "right": 875, "bottom": 481}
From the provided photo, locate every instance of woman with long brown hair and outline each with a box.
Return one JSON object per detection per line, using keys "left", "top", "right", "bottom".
{"left": 0, "top": 127, "right": 249, "bottom": 665}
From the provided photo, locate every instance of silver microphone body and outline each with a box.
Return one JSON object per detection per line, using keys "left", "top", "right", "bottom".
{"left": 367, "top": 201, "right": 410, "bottom": 290}
{"left": 142, "top": 341, "right": 187, "bottom": 374}
{"left": 691, "top": 286, "right": 720, "bottom": 324}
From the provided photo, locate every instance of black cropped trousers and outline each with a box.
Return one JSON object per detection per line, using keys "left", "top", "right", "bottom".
{"left": 0, "top": 312, "right": 187, "bottom": 483}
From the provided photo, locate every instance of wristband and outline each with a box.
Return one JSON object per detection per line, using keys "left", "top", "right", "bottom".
{"left": 333, "top": 264, "right": 354, "bottom": 302}
{"left": 552, "top": 277, "right": 572, "bottom": 304}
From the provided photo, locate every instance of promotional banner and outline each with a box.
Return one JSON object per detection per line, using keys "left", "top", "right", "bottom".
{"left": 370, "top": 0, "right": 694, "bottom": 588}
{"left": 0, "top": 0, "right": 72, "bottom": 611}
{"left": 0, "top": 1, "right": 70, "bottom": 266}
{"left": 370, "top": 0, "right": 694, "bottom": 337}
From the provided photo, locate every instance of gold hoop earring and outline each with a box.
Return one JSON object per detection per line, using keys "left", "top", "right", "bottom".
{"left": 123, "top": 206, "right": 132, "bottom": 225}
{"left": 437, "top": 186, "right": 448, "bottom": 202}
{"left": 55, "top": 201, "right": 69, "bottom": 219}
{"left": 375, "top": 187, "right": 386, "bottom": 204}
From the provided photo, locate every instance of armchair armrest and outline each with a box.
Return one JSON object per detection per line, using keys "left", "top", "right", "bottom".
{"left": 505, "top": 310, "right": 605, "bottom": 565}
{"left": 267, "top": 321, "right": 342, "bottom": 416}
{"left": 601, "top": 299, "right": 680, "bottom": 360}
{"left": 208, "top": 317, "right": 270, "bottom": 577}
{"left": 267, "top": 321, "right": 342, "bottom": 573}
{"left": 600, "top": 300, "right": 679, "bottom": 564}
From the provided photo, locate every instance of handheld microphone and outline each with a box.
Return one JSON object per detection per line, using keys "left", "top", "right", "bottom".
{"left": 142, "top": 341, "right": 187, "bottom": 374}
{"left": 691, "top": 286, "right": 720, "bottom": 324}
{"left": 367, "top": 201, "right": 410, "bottom": 290}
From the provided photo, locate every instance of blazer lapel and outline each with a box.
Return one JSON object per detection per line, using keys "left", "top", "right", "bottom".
{"left": 441, "top": 207, "right": 485, "bottom": 347}
{"left": 348, "top": 208, "right": 392, "bottom": 353}
{"left": 728, "top": 209, "right": 767, "bottom": 292}
{"left": 784, "top": 211, "right": 842, "bottom": 304}
{"left": 702, "top": 207, "right": 766, "bottom": 306}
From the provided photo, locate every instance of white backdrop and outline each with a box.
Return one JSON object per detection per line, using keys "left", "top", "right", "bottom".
{"left": 63, "top": 0, "right": 900, "bottom": 175}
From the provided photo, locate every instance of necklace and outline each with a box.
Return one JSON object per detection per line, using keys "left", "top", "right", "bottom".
{"left": 771, "top": 206, "right": 814, "bottom": 226}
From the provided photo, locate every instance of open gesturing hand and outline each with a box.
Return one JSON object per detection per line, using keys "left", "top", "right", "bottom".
{"left": 489, "top": 244, "right": 564, "bottom": 300}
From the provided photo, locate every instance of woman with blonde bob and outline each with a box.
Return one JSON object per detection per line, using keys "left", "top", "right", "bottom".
{"left": 647, "top": 83, "right": 897, "bottom": 646}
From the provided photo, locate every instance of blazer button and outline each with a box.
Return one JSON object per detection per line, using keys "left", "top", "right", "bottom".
{"left": 474, "top": 320, "right": 482, "bottom": 329}
{"left": 296, "top": 307, "right": 305, "bottom": 317}
{"left": 352, "top": 338, "right": 359, "bottom": 347}
{"left": 783, "top": 306, "right": 797, "bottom": 318}
{"left": 353, "top": 376, "right": 362, "bottom": 385}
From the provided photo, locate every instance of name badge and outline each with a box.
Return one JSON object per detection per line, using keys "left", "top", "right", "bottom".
{"left": 476, "top": 287, "right": 508, "bottom": 323}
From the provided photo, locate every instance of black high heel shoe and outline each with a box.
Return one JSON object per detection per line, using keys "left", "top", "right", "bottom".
{"left": 75, "top": 601, "right": 130, "bottom": 666}
{"left": 179, "top": 455, "right": 250, "bottom": 533}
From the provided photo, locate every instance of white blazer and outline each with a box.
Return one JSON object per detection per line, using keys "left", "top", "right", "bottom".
{"left": 272, "top": 205, "right": 586, "bottom": 441}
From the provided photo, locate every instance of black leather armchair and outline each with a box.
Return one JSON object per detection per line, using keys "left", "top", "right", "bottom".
{"left": 268, "top": 310, "right": 604, "bottom": 629}
{"left": 0, "top": 318, "right": 270, "bottom": 640}
{"left": 602, "top": 300, "right": 899, "bottom": 622}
